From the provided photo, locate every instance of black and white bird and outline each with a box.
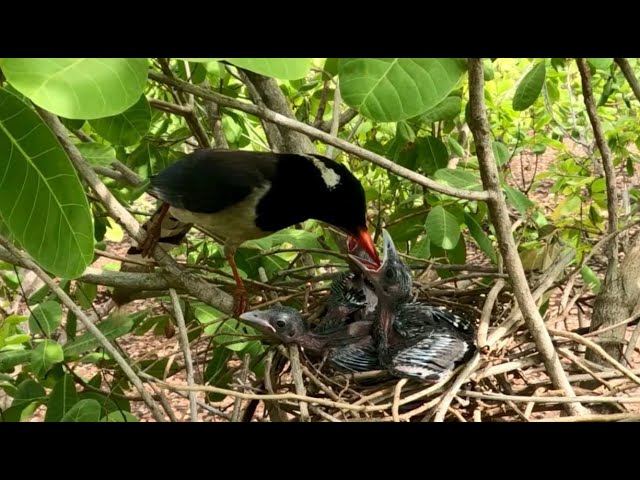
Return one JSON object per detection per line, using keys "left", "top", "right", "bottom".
{"left": 349, "top": 229, "right": 476, "bottom": 383}
{"left": 127, "top": 148, "right": 381, "bottom": 316}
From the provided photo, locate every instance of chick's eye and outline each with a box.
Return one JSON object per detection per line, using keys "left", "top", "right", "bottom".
{"left": 276, "top": 320, "right": 286, "bottom": 328}
{"left": 385, "top": 269, "right": 395, "bottom": 280}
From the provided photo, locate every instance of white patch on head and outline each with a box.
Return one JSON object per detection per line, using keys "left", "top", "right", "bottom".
{"left": 303, "top": 155, "right": 341, "bottom": 190}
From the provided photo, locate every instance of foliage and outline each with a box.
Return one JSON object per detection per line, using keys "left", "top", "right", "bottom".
{"left": 1, "top": 57, "right": 639, "bottom": 421}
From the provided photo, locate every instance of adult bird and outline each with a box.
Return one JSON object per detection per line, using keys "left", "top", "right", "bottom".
{"left": 129, "top": 148, "right": 381, "bottom": 316}
{"left": 349, "top": 229, "right": 476, "bottom": 383}
{"left": 239, "top": 305, "right": 381, "bottom": 373}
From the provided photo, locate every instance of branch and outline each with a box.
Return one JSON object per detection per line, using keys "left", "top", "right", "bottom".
{"left": 169, "top": 289, "right": 198, "bottom": 422}
{"left": 319, "top": 108, "right": 358, "bottom": 133}
{"left": 615, "top": 58, "right": 640, "bottom": 104}
{"left": 36, "top": 108, "right": 235, "bottom": 314}
{"left": 241, "top": 70, "right": 315, "bottom": 154}
{"left": 236, "top": 69, "right": 285, "bottom": 152}
{"left": 577, "top": 58, "right": 619, "bottom": 267}
{"left": 147, "top": 70, "right": 489, "bottom": 202}
{"left": 466, "top": 58, "right": 587, "bottom": 417}
{"left": 325, "top": 78, "right": 342, "bottom": 160}
{"left": 0, "top": 236, "right": 167, "bottom": 422}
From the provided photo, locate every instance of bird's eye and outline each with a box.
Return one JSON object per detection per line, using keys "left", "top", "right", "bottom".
{"left": 385, "top": 268, "right": 395, "bottom": 280}
{"left": 276, "top": 320, "right": 286, "bottom": 328}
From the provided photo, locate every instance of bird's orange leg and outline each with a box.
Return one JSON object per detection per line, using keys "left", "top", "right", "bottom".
{"left": 225, "top": 247, "right": 247, "bottom": 317}
{"left": 140, "top": 203, "right": 170, "bottom": 258}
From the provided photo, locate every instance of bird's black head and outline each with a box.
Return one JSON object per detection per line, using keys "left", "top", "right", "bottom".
{"left": 349, "top": 229, "right": 413, "bottom": 305}
{"left": 258, "top": 154, "right": 380, "bottom": 267}
{"left": 239, "top": 306, "right": 308, "bottom": 344}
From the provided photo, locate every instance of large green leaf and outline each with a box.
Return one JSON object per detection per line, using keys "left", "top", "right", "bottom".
{"left": 1, "top": 379, "right": 47, "bottom": 421}
{"left": 243, "top": 228, "right": 321, "bottom": 251}
{"left": 0, "top": 349, "right": 31, "bottom": 372}
{"left": 433, "top": 168, "right": 483, "bottom": 191}
{"left": 1, "top": 58, "right": 148, "bottom": 119}
{"left": 410, "top": 235, "right": 431, "bottom": 259}
{"left": 31, "top": 339, "right": 64, "bottom": 376}
{"left": 61, "top": 399, "right": 102, "bottom": 422}
{"left": 101, "top": 411, "right": 139, "bottom": 422}
{"left": 587, "top": 58, "right": 613, "bottom": 70}
{"left": 339, "top": 58, "right": 467, "bottom": 122}
{"left": 63, "top": 314, "right": 134, "bottom": 359}
{"left": 425, "top": 206, "right": 461, "bottom": 250}
{"left": 492, "top": 141, "right": 510, "bottom": 166}
{"left": 419, "top": 96, "right": 462, "bottom": 124}
{"left": 512, "top": 61, "right": 546, "bottom": 111}
{"left": 45, "top": 374, "right": 78, "bottom": 422}
{"left": 416, "top": 136, "right": 449, "bottom": 175}
{"left": 464, "top": 213, "right": 497, "bottom": 263}
{"left": 0, "top": 88, "right": 94, "bottom": 278}
{"left": 28, "top": 301, "right": 62, "bottom": 336}
{"left": 75, "top": 143, "right": 117, "bottom": 167}
{"left": 204, "top": 347, "right": 233, "bottom": 402}
{"left": 89, "top": 96, "right": 151, "bottom": 146}
{"left": 503, "top": 184, "right": 534, "bottom": 214}
{"left": 226, "top": 58, "right": 312, "bottom": 80}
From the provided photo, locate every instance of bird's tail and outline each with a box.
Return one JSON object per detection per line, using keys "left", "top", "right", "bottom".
{"left": 111, "top": 205, "right": 193, "bottom": 306}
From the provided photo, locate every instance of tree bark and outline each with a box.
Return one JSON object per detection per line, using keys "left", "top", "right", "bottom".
{"left": 577, "top": 58, "right": 628, "bottom": 363}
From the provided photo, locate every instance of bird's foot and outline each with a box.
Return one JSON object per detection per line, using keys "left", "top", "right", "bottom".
{"left": 233, "top": 287, "right": 248, "bottom": 317}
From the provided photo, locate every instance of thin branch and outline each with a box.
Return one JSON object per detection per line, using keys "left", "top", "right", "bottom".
{"left": 281, "top": 345, "right": 310, "bottom": 421}
{"left": 169, "top": 289, "right": 198, "bottom": 422}
{"left": 577, "top": 58, "right": 619, "bottom": 267}
{"left": 0, "top": 236, "right": 167, "bottom": 422}
{"left": 325, "top": 78, "right": 342, "bottom": 160}
{"left": 459, "top": 390, "right": 640, "bottom": 405}
{"left": 147, "top": 70, "right": 489, "bottom": 202}
{"left": 466, "top": 58, "right": 586, "bottom": 417}
{"left": 549, "top": 329, "right": 640, "bottom": 387}
{"left": 615, "top": 58, "right": 640, "bottom": 103}
{"left": 433, "top": 354, "right": 481, "bottom": 422}
{"left": 477, "top": 278, "right": 505, "bottom": 349}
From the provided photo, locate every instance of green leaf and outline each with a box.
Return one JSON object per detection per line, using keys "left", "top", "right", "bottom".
{"left": 28, "top": 301, "right": 62, "bottom": 336}
{"left": 205, "top": 320, "right": 250, "bottom": 352}
{"left": 90, "top": 96, "right": 151, "bottom": 146}
{"left": 4, "top": 334, "right": 31, "bottom": 345}
{"left": 503, "top": 184, "right": 534, "bottom": 214}
{"left": 410, "top": 235, "right": 430, "bottom": 259}
{"left": 244, "top": 228, "right": 321, "bottom": 251}
{"left": 492, "top": 141, "right": 510, "bottom": 166}
{"left": 31, "top": 339, "right": 64, "bottom": 376}
{"left": 45, "top": 374, "right": 78, "bottom": 422}
{"left": 464, "top": 213, "right": 497, "bottom": 263}
{"left": 416, "top": 136, "right": 449, "bottom": 175}
{"left": 512, "top": 61, "right": 546, "bottom": 111}
{"left": 0, "top": 349, "right": 31, "bottom": 372}
{"left": 433, "top": 168, "right": 482, "bottom": 191}
{"left": 339, "top": 58, "right": 467, "bottom": 122}
{"left": 61, "top": 399, "right": 102, "bottom": 422}
{"left": 2, "top": 379, "right": 47, "bottom": 421}
{"left": 425, "top": 206, "right": 461, "bottom": 250}
{"left": 204, "top": 348, "right": 233, "bottom": 402}
{"left": 0, "top": 88, "right": 94, "bottom": 278}
{"left": 580, "top": 265, "right": 601, "bottom": 294}
{"left": 75, "top": 282, "right": 97, "bottom": 309}
{"left": 419, "top": 96, "right": 462, "bottom": 124}
{"left": 63, "top": 314, "right": 134, "bottom": 359}
{"left": 101, "top": 411, "right": 139, "bottom": 422}
{"left": 2, "top": 58, "right": 149, "bottom": 119}
{"left": 431, "top": 236, "right": 467, "bottom": 278}
{"left": 323, "top": 58, "right": 339, "bottom": 78}
{"left": 76, "top": 143, "right": 117, "bottom": 166}
{"left": 226, "top": 58, "right": 312, "bottom": 80}
{"left": 397, "top": 122, "right": 416, "bottom": 143}
{"left": 587, "top": 58, "right": 613, "bottom": 70}
{"left": 174, "top": 58, "right": 224, "bottom": 63}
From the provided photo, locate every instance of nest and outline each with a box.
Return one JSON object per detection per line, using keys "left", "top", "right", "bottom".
{"left": 170, "top": 254, "right": 640, "bottom": 423}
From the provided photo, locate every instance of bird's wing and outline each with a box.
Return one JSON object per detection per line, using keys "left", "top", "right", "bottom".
{"left": 329, "top": 341, "right": 380, "bottom": 373}
{"left": 395, "top": 303, "right": 475, "bottom": 338}
{"left": 389, "top": 329, "right": 473, "bottom": 382}
{"left": 148, "top": 150, "right": 278, "bottom": 213}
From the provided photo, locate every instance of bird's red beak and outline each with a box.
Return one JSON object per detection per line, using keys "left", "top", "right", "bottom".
{"left": 353, "top": 227, "right": 381, "bottom": 268}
